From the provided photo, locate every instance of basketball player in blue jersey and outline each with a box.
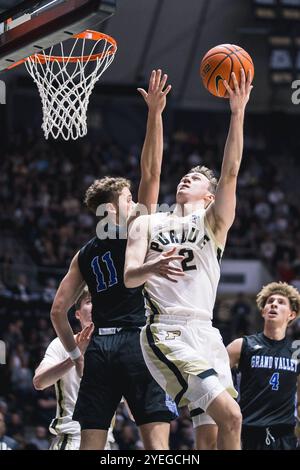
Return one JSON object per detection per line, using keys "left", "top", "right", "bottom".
{"left": 124, "top": 69, "right": 253, "bottom": 450}
{"left": 226, "top": 282, "right": 300, "bottom": 450}
{"left": 50, "top": 70, "right": 177, "bottom": 450}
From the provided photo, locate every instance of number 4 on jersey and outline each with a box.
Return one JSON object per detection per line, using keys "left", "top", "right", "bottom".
{"left": 269, "top": 372, "right": 279, "bottom": 391}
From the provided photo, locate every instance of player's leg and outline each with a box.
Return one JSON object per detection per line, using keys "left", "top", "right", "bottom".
{"left": 73, "top": 335, "right": 122, "bottom": 450}
{"left": 143, "top": 316, "right": 241, "bottom": 450}
{"left": 120, "top": 328, "right": 177, "bottom": 450}
{"left": 80, "top": 422, "right": 116, "bottom": 450}
{"left": 139, "top": 422, "right": 170, "bottom": 450}
{"left": 196, "top": 424, "right": 218, "bottom": 450}
{"left": 190, "top": 411, "right": 218, "bottom": 450}
{"left": 188, "top": 354, "right": 242, "bottom": 449}
{"left": 194, "top": 324, "right": 241, "bottom": 450}
{"left": 141, "top": 320, "right": 233, "bottom": 449}
{"left": 206, "top": 390, "right": 242, "bottom": 450}
{"left": 80, "top": 430, "right": 108, "bottom": 450}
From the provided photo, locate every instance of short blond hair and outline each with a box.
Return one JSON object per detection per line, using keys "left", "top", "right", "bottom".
{"left": 75, "top": 286, "right": 90, "bottom": 311}
{"left": 189, "top": 165, "right": 218, "bottom": 194}
{"left": 256, "top": 281, "right": 300, "bottom": 316}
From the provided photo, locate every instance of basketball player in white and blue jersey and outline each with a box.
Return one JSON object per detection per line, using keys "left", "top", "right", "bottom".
{"left": 124, "top": 69, "right": 253, "bottom": 450}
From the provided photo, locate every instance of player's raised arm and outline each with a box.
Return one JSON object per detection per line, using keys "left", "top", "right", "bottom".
{"left": 50, "top": 253, "right": 86, "bottom": 376}
{"left": 205, "top": 69, "right": 253, "bottom": 247}
{"left": 226, "top": 338, "right": 243, "bottom": 369}
{"left": 33, "top": 357, "right": 74, "bottom": 390}
{"left": 33, "top": 324, "right": 94, "bottom": 390}
{"left": 124, "top": 216, "right": 184, "bottom": 288}
{"left": 124, "top": 216, "right": 151, "bottom": 288}
{"left": 135, "top": 69, "right": 171, "bottom": 213}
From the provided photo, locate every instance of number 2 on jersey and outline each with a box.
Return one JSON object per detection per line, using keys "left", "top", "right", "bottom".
{"left": 91, "top": 252, "right": 118, "bottom": 292}
{"left": 179, "top": 248, "right": 197, "bottom": 272}
{"left": 269, "top": 372, "right": 279, "bottom": 391}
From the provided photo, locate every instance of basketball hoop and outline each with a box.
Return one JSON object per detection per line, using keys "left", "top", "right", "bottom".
{"left": 22, "top": 31, "right": 117, "bottom": 140}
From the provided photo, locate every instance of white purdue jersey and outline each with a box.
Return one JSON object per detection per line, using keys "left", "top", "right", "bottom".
{"left": 40, "top": 337, "right": 82, "bottom": 436}
{"left": 41, "top": 337, "right": 115, "bottom": 447}
{"left": 144, "top": 209, "right": 223, "bottom": 322}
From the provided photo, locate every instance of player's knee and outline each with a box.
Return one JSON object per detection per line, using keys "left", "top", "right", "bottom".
{"left": 220, "top": 407, "right": 242, "bottom": 433}
{"left": 229, "top": 408, "right": 242, "bottom": 432}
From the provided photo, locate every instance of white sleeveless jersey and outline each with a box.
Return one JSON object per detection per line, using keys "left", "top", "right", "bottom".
{"left": 40, "top": 337, "right": 81, "bottom": 436}
{"left": 41, "top": 338, "right": 115, "bottom": 446}
{"left": 144, "top": 209, "right": 223, "bottom": 322}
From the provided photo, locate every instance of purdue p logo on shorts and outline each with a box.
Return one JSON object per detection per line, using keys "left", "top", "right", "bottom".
{"left": 165, "top": 331, "right": 181, "bottom": 340}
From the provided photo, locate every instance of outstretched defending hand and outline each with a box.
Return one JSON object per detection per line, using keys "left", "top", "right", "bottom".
{"left": 76, "top": 322, "right": 95, "bottom": 355}
{"left": 138, "top": 69, "right": 172, "bottom": 114}
{"left": 223, "top": 69, "right": 253, "bottom": 115}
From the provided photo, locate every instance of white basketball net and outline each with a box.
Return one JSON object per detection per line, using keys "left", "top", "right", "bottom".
{"left": 25, "top": 34, "right": 117, "bottom": 140}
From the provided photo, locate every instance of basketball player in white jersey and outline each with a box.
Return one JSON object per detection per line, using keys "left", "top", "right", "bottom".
{"left": 124, "top": 69, "right": 253, "bottom": 450}
{"left": 33, "top": 287, "right": 115, "bottom": 450}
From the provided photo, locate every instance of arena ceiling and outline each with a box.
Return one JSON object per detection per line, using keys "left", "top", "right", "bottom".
{"left": 0, "top": 0, "right": 296, "bottom": 113}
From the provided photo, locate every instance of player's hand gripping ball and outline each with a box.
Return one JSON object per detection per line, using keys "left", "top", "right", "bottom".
{"left": 200, "top": 44, "right": 254, "bottom": 98}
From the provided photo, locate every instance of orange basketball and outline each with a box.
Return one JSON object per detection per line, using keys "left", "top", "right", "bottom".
{"left": 200, "top": 44, "right": 254, "bottom": 98}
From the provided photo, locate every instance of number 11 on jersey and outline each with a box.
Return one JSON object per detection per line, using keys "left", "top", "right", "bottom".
{"left": 91, "top": 252, "right": 118, "bottom": 292}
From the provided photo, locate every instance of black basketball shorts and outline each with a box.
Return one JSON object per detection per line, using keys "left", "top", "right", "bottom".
{"left": 242, "top": 425, "right": 298, "bottom": 450}
{"left": 73, "top": 328, "right": 178, "bottom": 430}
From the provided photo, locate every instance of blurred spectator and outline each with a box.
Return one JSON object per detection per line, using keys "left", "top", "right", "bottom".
{"left": 290, "top": 275, "right": 300, "bottom": 292}
{"left": 178, "top": 424, "right": 194, "bottom": 449}
{"left": 0, "top": 411, "right": 19, "bottom": 450}
{"left": 268, "top": 186, "right": 284, "bottom": 205}
{"left": 29, "top": 426, "right": 49, "bottom": 450}
{"left": 116, "top": 424, "right": 141, "bottom": 450}
{"left": 230, "top": 293, "right": 251, "bottom": 337}
{"left": 0, "top": 400, "right": 8, "bottom": 416}
{"left": 3, "top": 321, "right": 23, "bottom": 351}
{"left": 254, "top": 199, "right": 271, "bottom": 221}
{"left": 259, "top": 235, "right": 276, "bottom": 271}
{"left": 169, "top": 419, "right": 180, "bottom": 450}
{"left": 6, "top": 412, "right": 24, "bottom": 441}
{"left": 276, "top": 253, "right": 295, "bottom": 283}
{"left": 12, "top": 274, "right": 31, "bottom": 303}
{"left": 41, "top": 278, "right": 57, "bottom": 304}
{"left": 35, "top": 389, "right": 56, "bottom": 428}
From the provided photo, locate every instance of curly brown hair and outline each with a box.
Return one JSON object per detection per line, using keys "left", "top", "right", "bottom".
{"left": 84, "top": 177, "right": 131, "bottom": 213}
{"left": 256, "top": 281, "right": 300, "bottom": 316}
{"left": 189, "top": 165, "right": 218, "bottom": 195}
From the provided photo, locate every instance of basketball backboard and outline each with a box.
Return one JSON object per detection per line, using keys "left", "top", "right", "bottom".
{"left": 0, "top": 0, "right": 116, "bottom": 71}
